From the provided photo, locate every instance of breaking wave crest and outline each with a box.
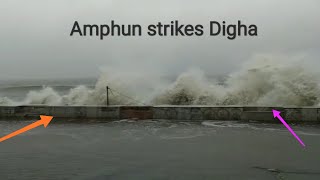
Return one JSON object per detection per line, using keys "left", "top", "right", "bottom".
{"left": 1, "top": 54, "right": 320, "bottom": 106}
{"left": 153, "top": 55, "right": 320, "bottom": 106}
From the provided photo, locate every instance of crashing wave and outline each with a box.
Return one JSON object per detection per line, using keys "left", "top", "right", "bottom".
{"left": 1, "top": 54, "right": 319, "bottom": 106}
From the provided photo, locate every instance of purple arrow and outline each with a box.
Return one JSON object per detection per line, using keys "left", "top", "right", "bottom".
{"left": 272, "top": 109, "right": 305, "bottom": 147}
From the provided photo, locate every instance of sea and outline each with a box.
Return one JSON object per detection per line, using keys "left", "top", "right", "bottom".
{"left": 1, "top": 58, "right": 320, "bottom": 179}
{"left": 0, "top": 120, "right": 320, "bottom": 180}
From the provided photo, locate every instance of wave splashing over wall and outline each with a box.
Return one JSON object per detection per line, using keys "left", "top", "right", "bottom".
{"left": 1, "top": 55, "right": 320, "bottom": 106}
{"left": 152, "top": 55, "right": 320, "bottom": 106}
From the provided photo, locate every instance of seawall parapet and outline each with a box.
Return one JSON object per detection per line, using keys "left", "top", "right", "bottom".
{"left": 0, "top": 105, "right": 319, "bottom": 123}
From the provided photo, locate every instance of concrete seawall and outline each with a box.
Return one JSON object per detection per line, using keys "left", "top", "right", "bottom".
{"left": 0, "top": 105, "right": 319, "bottom": 123}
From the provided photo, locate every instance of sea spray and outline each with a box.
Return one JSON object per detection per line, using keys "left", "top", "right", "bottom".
{"left": 151, "top": 69, "right": 224, "bottom": 105}
{"left": 0, "top": 55, "right": 319, "bottom": 106}
{"left": 152, "top": 55, "right": 320, "bottom": 106}
{"left": 0, "top": 97, "right": 15, "bottom": 106}
{"left": 23, "top": 87, "right": 62, "bottom": 105}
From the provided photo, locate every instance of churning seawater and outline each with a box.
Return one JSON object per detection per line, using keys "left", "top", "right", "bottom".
{"left": 0, "top": 120, "right": 320, "bottom": 180}
{"left": 1, "top": 56, "right": 320, "bottom": 107}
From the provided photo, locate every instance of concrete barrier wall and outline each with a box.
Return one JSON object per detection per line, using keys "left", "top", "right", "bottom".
{"left": 0, "top": 105, "right": 319, "bottom": 123}
{"left": 153, "top": 106, "right": 244, "bottom": 121}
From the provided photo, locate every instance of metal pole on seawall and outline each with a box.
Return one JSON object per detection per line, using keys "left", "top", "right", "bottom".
{"left": 106, "top": 86, "right": 109, "bottom": 106}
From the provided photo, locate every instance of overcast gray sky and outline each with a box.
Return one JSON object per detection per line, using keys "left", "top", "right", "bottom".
{"left": 0, "top": 0, "right": 319, "bottom": 80}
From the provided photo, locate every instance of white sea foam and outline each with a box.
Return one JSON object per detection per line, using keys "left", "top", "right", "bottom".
{"left": 296, "top": 131, "right": 320, "bottom": 136}
{"left": 152, "top": 54, "right": 320, "bottom": 106}
{"left": 1, "top": 54, "right": 319, "bottom": 106}
{"left": 202, "top": 121, "right": 252, "bottom": 128}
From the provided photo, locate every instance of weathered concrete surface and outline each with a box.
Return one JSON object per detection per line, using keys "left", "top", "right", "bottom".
{"left": 120, "top": 106, "right": 153, "bottom": 119}
{"left": 0, "top": 105, "right": 319, "bottom": 123}
{"left": 153, "top": 106, "right": 243, "bottom": 121}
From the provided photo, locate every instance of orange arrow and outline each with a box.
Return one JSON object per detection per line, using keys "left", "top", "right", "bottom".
{"left": 0, "top": 115, "right": 53, "bottom": 143}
